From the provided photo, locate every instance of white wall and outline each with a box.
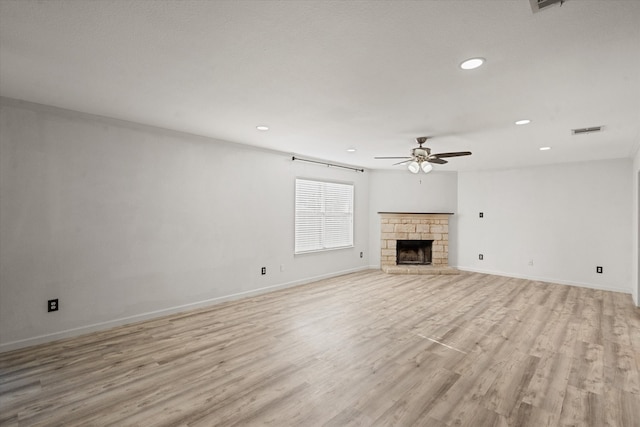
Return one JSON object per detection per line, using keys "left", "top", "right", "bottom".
{"left": 632, "top": 147, "right": 640, "bottom": 305}
{"left": 457, "top": 160, "right": 633, "bottom": 293}
{"left": 368, "top": 170, "right": 458, "bottom": 267}
{"left": 0, "top": 99, "right": 370, "bottom": 351}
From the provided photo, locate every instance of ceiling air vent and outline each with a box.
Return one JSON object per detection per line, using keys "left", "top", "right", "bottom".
{"left": 571, "top": 126, "right": 603, "bottom": 135}
{"left": 530, "top": 0, "right": 565, "bottom": 13}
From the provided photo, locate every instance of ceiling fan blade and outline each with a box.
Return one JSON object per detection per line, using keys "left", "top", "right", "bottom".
{"left": 431, "top": 151, "right": 472, "bottom": 158}
{"left": 374, "top": 156, "right": 412, "bottom": 159}
{"left": 392, "top": 159, "right": 412, "bottom": 166}
{"left": 427, "top": 158, "right": 448, "bottom": 164}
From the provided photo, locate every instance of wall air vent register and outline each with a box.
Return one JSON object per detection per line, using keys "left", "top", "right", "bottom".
{"left": 571, "top": 126, "right": 603, "bottom": 135}
{"left": 530, "top": 0, "right": 565, "bottom": 13}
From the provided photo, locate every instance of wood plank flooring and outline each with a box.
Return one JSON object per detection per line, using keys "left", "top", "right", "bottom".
{"left": 1, "top": 270, "right": 639, "bottom": 426}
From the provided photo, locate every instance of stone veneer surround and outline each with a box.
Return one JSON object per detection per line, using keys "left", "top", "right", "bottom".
{"left": 379, "top": 213, "right": 457, "bottom": 275}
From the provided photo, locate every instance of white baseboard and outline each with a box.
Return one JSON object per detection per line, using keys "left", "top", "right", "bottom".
{"left": 373, "top": 262, "right": 632, "bottom": 295}
{"left": 454, "top": 266, "right": 631, "bottom": 295}
{"left": 0, "top": 266, "right": 371, "bottom": 353}
{"left": 3, "top": 265, "right": 630, "bottom": 353}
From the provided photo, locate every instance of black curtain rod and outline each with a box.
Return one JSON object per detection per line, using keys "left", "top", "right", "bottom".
{"left": 291, "top": 156, "right": 364, "bottom": 173}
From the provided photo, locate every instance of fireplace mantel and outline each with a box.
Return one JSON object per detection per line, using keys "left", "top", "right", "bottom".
{"left": 378, "top": 212, "right": 454, "bottom": 215}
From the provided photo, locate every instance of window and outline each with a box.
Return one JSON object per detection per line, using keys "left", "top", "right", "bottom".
{"left": 295, "top": 178, "right": 354, "bottom": 254}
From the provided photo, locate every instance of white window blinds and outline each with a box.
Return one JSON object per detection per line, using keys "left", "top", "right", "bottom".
{"left": 295, "top": 179, "right": 354, "bottom": 254}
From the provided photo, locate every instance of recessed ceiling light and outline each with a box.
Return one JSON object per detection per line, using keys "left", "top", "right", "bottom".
{"left": 515, "top": 119, "right": 531, "bottom": 125}
{"left": 256, "top": 125, "right": 269, "bottom": 131}
{"left": 346, "top": 148, "right": 357, "bottom": 153}
{"left": 460, "top": 57, "right": 485, "bottom": 70}
{"left": 539, "top": 146, "right": 551, "bottom": 151}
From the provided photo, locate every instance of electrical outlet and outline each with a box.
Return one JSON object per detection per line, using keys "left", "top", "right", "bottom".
{"left": 479, "top": 212, "right": 484, "bottom": 218}
{"left": 48, "top": 299, "right": 59, "bottom": 312}
{"left": 596, "top": 266, "right": 603, "bottom": 274}
{"left": 479, "top": 254, "right": 484, "bottom": 260}
{"left": 360, "top": 252, "right": 363, "bottom": 258}
{"left": 261, "top": 267, "right": 266, "bottom": 275}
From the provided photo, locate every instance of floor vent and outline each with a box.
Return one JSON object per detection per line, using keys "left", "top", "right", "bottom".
{"left": 572, "top": 126, "right": 603, "bottom": 135}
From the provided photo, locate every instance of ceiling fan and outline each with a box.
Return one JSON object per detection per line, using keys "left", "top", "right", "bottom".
{"left": 374, "top": 136, "right": 472, "bottom": 173}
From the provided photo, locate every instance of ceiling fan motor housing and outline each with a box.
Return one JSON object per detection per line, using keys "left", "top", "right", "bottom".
{"left": 412, "top": 147, "right": 429, "bottom": 159}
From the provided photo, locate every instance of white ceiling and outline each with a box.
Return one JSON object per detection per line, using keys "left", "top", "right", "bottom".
{"left": 1, "top": 0, "right": 639, "bottom": 171}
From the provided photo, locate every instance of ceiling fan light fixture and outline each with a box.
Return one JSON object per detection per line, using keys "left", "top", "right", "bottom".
{"left": 408, "top": 161, "right": 420, "bottom": 174}
{"left": 460, "top": 57, "right": 485, "bottom": 70}
{"left": 421, "top": 162, "right": 433, "bottom": 173}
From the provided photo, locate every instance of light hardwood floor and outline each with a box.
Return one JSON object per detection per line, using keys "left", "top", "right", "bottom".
{"left": 1, "top": 270, "right": 639, "bottom": 426}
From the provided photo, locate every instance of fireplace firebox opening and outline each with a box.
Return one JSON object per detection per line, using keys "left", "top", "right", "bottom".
{"left": 396, "top": 240, "right": 433, "bottom": 265}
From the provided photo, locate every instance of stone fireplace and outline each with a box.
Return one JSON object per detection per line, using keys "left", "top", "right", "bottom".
{"left": 379, "top": 213, "right": 457, "bottom": 275}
